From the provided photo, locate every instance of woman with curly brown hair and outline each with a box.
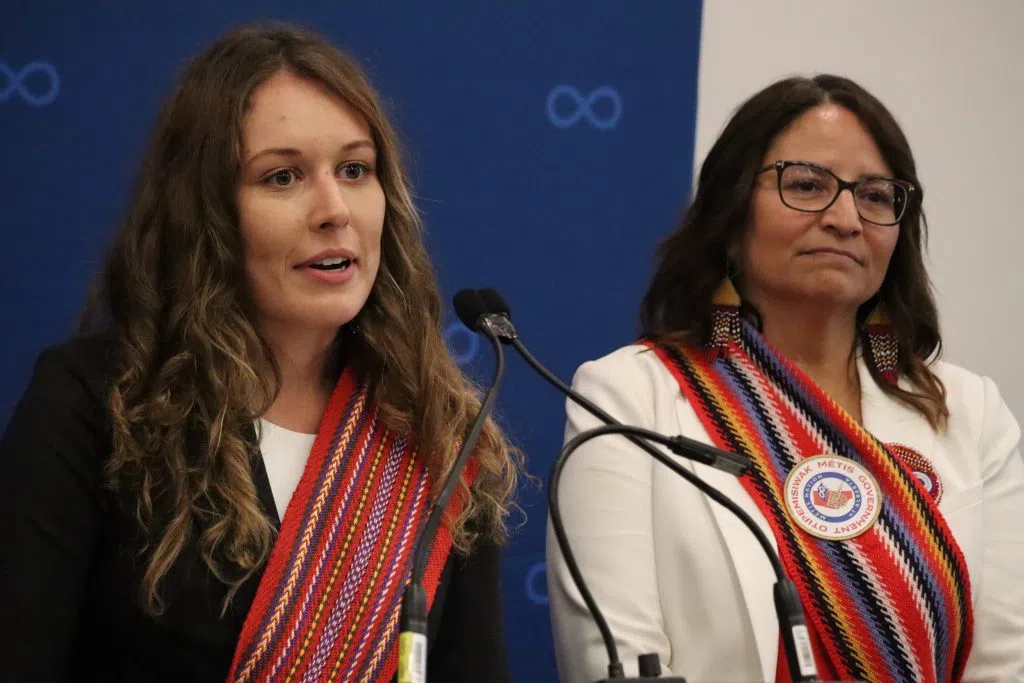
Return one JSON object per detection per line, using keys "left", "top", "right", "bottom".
{"left": 0, "top": 22, "right": 521, "bottom": 683}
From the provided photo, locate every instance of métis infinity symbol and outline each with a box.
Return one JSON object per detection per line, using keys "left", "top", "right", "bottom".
{"left": 0, "top": 61, "right": 60, "bottom": 106}
{"left": 545, "top": 85, "right": 622, "bottom": 130}
{"left": 444, "top": 319, "right": 479, "bottom": 366}
{"left": 524, "top": 561, "right": 548, "bottom": 605}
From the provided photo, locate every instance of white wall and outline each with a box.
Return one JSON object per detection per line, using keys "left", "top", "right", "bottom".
{"left": 695, "top": 0, "right": 1024, "bottom": 418}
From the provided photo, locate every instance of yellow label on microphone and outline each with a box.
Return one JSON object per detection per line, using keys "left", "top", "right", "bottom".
{"left": 397, "top": 632, "right": 427, "bottom": 683}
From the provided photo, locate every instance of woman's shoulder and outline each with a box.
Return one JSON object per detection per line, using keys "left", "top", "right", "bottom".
{"left": 568, "top": 342, "right": 686, "bottom": 422}
{"left": 930, "top": 358, "right": 1000, "bottom": 406}
{"left": 571, "top": 342, "right": 673, "bottom": 386}
{"left": 10, "top": 330, "right": 120, "bottom": 435}
{"left": 0, "top": 331, "right": 120, "bottom": 495}
{"left": 929, "top": 359, "right": 1019, "bottom": 438}
{"left": 29, "top": 330, "right": 120, "bottom": 396}
{"left": 930, "top": 358, "right": 986, "bottom": 389}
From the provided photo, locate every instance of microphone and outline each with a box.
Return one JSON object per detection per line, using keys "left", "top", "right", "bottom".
{"left": 397, "top": 289, "right": 507, "bottom": 683}
{"left": 470, "top": 287, "right": 820, "bottom": 683}
{"left": 476, "top": 288, "right": 748, "bottom": 476}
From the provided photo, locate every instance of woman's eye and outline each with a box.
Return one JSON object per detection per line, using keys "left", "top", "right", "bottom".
{"left": 788, "top": 179, "right": 824, "bottom": 193}
{"left": 267, "top": 170, "right": 296, "bottom": 187}
{"left": 341, "top": 162, "right": 372, "bottom": 181}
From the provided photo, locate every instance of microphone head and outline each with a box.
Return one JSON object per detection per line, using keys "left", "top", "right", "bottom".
{"left": 478, "top": 287, "right": 511, "bottom": 319}
{"left": 452, "top": 289, "right": 489, "bottom": 331}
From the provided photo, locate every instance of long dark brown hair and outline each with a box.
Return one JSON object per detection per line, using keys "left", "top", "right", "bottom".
{"left": 80, "top": 22, "right": 523, "bottom": 613}
{"left": 641, "top": 74, "right": 947, "bottom": 427}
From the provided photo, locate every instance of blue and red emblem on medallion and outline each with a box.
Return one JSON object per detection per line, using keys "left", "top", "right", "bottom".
{"left": 784, "top": 455, "right": 883, "bottom": 541}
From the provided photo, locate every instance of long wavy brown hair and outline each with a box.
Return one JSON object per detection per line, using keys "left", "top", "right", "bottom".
{"left": 80, "top": 22, "right": 523, "bottom": 614}
{"left": 641, "top": 74, "right": 948, "bottom": 428}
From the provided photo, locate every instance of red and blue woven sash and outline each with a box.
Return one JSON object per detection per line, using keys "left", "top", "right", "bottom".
{"left": 227, "top": 363, "right": 467, "bottom": 682}
{"left": 646, "top": 323, "right": 973, "bottom": 682}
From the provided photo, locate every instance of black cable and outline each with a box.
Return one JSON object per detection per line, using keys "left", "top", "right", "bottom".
{"left": 398, "top": 327, "right": 504, "bottom": 683}
{"left": 411, "top": 328, "right": 504, "bottom": 583}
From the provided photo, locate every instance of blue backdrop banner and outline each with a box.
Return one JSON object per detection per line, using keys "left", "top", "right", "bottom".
{"left": 1, "top": 3, "right": 703, "bottom": 679}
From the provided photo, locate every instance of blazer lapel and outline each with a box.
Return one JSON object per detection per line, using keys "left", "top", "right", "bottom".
{"left": 248, "top": 422, "right": 282, "bottom": 531}
{"left": 227, "top": 424, "right": 280, "bottom": 632}
{"left": 675, "top": 401, "right": 780, "bottom": 681}
{"left": 858, "top": 356, "right": 937, "bottom": 459}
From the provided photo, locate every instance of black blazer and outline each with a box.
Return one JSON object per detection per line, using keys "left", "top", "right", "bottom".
{"left": 0, "top": 334, "right": 509, "bottom": 682}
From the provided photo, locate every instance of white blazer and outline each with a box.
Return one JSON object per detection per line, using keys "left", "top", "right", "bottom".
{"left": 546, "top": 344, "right": 1024, "bottom": 683}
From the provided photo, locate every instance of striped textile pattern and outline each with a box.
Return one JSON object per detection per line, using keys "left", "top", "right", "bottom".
{"left": 645, "top": 321, "right": 972, "bottom": 683}
{"left": 227, "top": 364, "right": 461, "bottom": 682}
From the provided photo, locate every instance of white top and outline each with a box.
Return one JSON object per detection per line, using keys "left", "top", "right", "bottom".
{"left": 257, "top": 418, "right": 316, "bottom": 521}
{"left": 546, "top": 344, "right": 1024, "bottom": 683}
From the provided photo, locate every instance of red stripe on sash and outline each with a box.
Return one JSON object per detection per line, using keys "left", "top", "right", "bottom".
{"left": 227, "top": 364, "right": 475, "bottom": 682}
{"left": 645, "top": 336, "right": 972, "bottom": 682}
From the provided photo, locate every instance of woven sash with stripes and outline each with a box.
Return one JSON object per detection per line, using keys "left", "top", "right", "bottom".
{"left": 227, "top": 363, "right": 467, "bottom": 682}
{"left": 645, "top": 322, "right": 973, "bottom": 682}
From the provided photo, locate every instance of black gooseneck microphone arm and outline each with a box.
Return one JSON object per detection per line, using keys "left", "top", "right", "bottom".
{"left": 397, "top": 290, "right": 506, "bottom": 683}
{"left": 473, "top": 287, "right": 819, "bottom": 683}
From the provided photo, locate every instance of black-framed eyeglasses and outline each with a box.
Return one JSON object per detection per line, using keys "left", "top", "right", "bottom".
{"left": 758, "top": 160, "right": 915, "bottom": 226}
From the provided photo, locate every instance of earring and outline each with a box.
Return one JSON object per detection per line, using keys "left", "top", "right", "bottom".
{"left": 864, "top": 303, "right": 899, "bottom": 382}
{"left": 710, "top": 277, "right": 742, "bottom": 356}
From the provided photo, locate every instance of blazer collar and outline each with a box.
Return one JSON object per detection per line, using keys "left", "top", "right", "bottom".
{"left": 858, "top": 356, "right": 937, "bottom": 457}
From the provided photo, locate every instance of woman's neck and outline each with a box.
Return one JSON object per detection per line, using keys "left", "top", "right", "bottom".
{"left": 757, "top": 301, "right": 863, "bottom": 422}
{"left": 259, "top": 323, "right": 338, "bottom": 434}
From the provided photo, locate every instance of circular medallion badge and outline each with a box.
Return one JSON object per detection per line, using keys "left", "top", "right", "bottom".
{"left": 784, "top": 455, "right": 882, "bottom": 541}
{"left": 886, "top": 443, "right": 943, "bottom": 504}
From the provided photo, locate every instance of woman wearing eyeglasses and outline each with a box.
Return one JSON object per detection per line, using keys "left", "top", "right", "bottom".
{"left": 547, "top": 74, "right": 1024, "bottom": 682}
